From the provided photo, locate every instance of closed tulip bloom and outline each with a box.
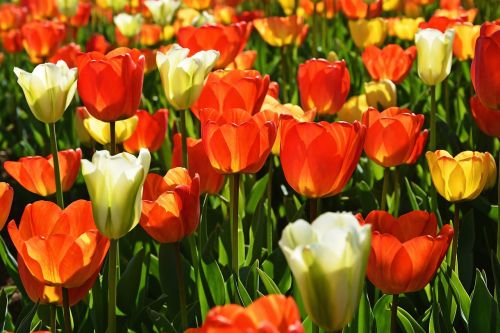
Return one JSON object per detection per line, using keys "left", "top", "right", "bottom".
{"left": 0, "top": 4, "right": 27, "bottom": 31}
{"left": 280, "top": 118, "right": 365, "bottom": 198}
{"left": 177, "top": 22, "right": 251, "bottom": 69}
{"left": 77, "top": 47, "right": 144, "bottom": 122}
{"left": 14, "top": 61, "right": 77, "bottom": 124}
{"left": 81, "top": 149, "right": 151, "bottom": 239}
{"left": 0, "top": 183, "right": 13, "bottom": 231}
{"left": 415, "top": 28, "right": 455, "bottom": 86}
{"left": 453, "top": 23, "right": 480, "bottom": 60}
{"left": 362, "top": 45, "right": 416, "bottom": 84}
{"left": 226, "top": 50, "right": 257, "bottom": 70}
{"left": 140, "top": 24, "right": 162, "bottom": 46}
{"left": 4, "top": 149, "right": 82, "bottom": 196}
{"left": 338, "top": 94, "right": 369, "bottom": 123}
{"left": 114, "top": 13, "right": 143, "bottom": 38}
{"left": 471, "top": 22, "right": 500, "bottom": 109}
{"left": 426, "top": 150, "right": 496, "bottom": 202}
{"left": 349, "top": 18, "right": 387, "bottom": 49}
{"left": 23, "top": 0, "right": 57, "bottom": 19}
{"left": 83, "top": 114, "right": 138, "bottom": 145}
{"left": 418, "top": 16, "right": 457, "bottom": 33}
{"left": 1, "top": 29, "right": 23, "bottom": 54}
{"left": 172, "top": 134, "right": 225, "bottom": 194}
{"left": 278, "top": 0, "right": 295, "bottom": 15}
{"left": 339, "top": 0, "right": 382, "bottom": 19}
{"left": 156, "top": 44, "right": 219, "bottom": 110}
{"left": 187, "top": 295, "right": 304, "bottom": 332}
{"left": 49, "top": 43, "right": 81, "bottom": 68}
{"left": 21, "top": 20, "right": 66, "bottom": 63}
{"left": 183, "top": 0, "right": 213, "bottom": 10}
{"left": 298, "top": 59, "right": 350, "bottom": 116}
{"left": 390, "top": 17, "right": 425, "bottom": 41}
{"left": 191, "top": 69, "right": 269, "bottom": 118}
{"left": 140, "top": 168, "right": 200, "bottom": 243}
{"left": 364, "top": 80, "right": 397, "bottom": 109}
{"left": 253, "top": 16, "right": 309, "bottom": 47}
{"left": 74, "top": 107, "right": 92, "bottom": 146}
{"left": 85, "top": 34, "right": 111, "bottom": 54}
{"left": 8, "top": 200, "right": 109, "bottom": 289}
{"left": 280, "top": 212, "right": 371, "bottom": 331}
{"left": 145, "top": 0, "right": 181, "bottom": 25}
{"left": 470, "top": 96, "right": 500, "bottom": 138}
{"left": 124, "top": 109, "right": 168, "bottom": 153}
{"left": 201, "top": 108, "right": 278, "bottom": 174}
{"left": 69, "top": 2, "right": 91, "bottom": 28}
{"left": 362, "top": 107, "right": 428, "bottom": 167}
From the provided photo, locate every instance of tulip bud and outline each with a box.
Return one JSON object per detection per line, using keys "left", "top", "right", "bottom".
{"left": 145, "top": 0, "right": 181, "bottom": 26}
{"left": 14, "top": 61, "right": 77, "bottom": 124}
{"left": 365, "top": 79, "right": 397, "bottom": 109}
{"left": 114, "top": 13, "right": 143, "bottom": 38}
{"left": 81, "top": 149, "right": 151, "bottom": 239}
{"left": 279, "top": 212, "right": 371, "bottom": 331}
{"left": 348, "top": 18, "right": 387, "bottom": 48}
{"left": 415, "top": 28, "right": 455, "bottom": 86}
{"left": 338, "top": 94, "right": 369, "bottom": 123}
{"left": 83, "top": 114, "right": 138, "bottom": 145}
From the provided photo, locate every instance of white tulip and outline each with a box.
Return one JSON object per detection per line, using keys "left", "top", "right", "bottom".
{"left": 145, "top": 0, "right": 180, "bottom": 26}
{"left": 114, "top": 13, "right": 143, "bottom": 38}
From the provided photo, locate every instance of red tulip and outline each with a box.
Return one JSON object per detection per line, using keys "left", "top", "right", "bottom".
{"left": 49, "top": 43, "right": 81, "bottom": 68}
{"left": 298, "top": 58, "right": 350, "bottom": 116}
{"left": 1, "top": 29, "right": 23, "bottom": 53}
{"left": 21, "top": 0, "right": 57, "bottom": 19}
{"left": 470, "top": 95, "right": 500, "bottom": 137}
{"left": 0, "top": 183, "right": 13, "bottom": 231}
{"left": 77, "top": 47, "right": 145, "bottom": 122}
{"left": 358, "top": 210, "right": 453, "bottom": 294}
{"left": 85, "top": 34, "right": 111, "bottom": 54}
{"left": 123, "top": 109, "right": 168, "bottom": 153}
{"left": 362, "top": 107, "right": 428, "bottom": 167}
{"left": 280, "top": 118, "right": 365, "bottom": 198}
{"left": 140, "top": 168, "right": 200, "bottom": 243}
{"left": 172, "top": 133, "right": 225, "bottom": 194}
{"left": 362, "top": 45, "right": 416, "bottom": 84}
{"left": 440, "top": 0, "right": 460, "bottom": 9}
{"left": 21, "top": 20, "right": 66, "bottom": 63}
{"left": 191, "top": 69, "right": 270, "bottom": 119}
{"left": 226, "top": 50, "right": 257, "bottom": 70}
{"left": 4, "top": 149, "right": 82, "bottom": 197}
{"left": 471, "top": 22, "right": 500, "bottom": 109}
{"left": 418, "top": 16, "right": 462, "bottom": 32}
{"left": 339, "top": 0, "right": 382, "bottom": 19}
{"left": 201, "top": 108, "right": 278, "bottom": 174}
{"left": 0, "top": 4, "right": 27, "bottom": 31}
{"left": 70, "top": 2, "right": 91, "bottom": 27}
{"left": 140, "top": 24, "right": 162, "bottom": 46}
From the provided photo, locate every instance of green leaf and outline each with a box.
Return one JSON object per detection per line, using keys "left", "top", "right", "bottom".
{"left": 398, "top": 307, "right": 426, "bottom": 333}
{"left": 117, "top": 248, "right": 145, "bottom": 315}
{"left": 405, "top": 177, "right": 420, "bottom": 210}
{"left": 246, "top": 174, "right": 268, "bottom": 213}
{"left": 200, "top": 257, "right": 226, "bottom": 305}
{"left": 15, "top": 302, "right": 38, "bottom": 333}
{"left": 438, "top": 267, "right": 470, "bottom": 327}
{"left": 0, "top": 289, "right": 7, "bottom": 332}
{"left": 257, "top": 268, "right": 281, "bottom": 295}
{"left": 469, "top": 269, "right": 500, "bottom": 333}
{"left": 491, "top": 252, "right": 500, "bottom": 315}
{"left": 348, "top": 287, "right": 372, "bottom": 333}
{"left": 458, "top": 209, "right": 475, "bottom": 290}
{"left": 373, "top": 294, "right": 392, "bottom": 333}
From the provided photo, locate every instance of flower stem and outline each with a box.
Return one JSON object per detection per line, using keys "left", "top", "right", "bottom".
{"left": 312, "top": 323, "right": 319, "bottom": 333}
{"left": 309, "top": 198, "right": 319, "bottom": 221}
{"left": 50, "top": 305, "right": 56, "bottom": 333}
{"left": 62, "top": 288, "right": 72, "bottom": 333}
{"left": 107, "top": 239, "right": 118, "bottom": 333}
{"left": 267, "top": 157, "right": 274, "bottom": 255}
{"left": 429, "top": 86, "right": 438, "bottom": 214}
{"left": 280, "top": 46, "right": 289, "bottom": 102}
{"left": 180, "top": 110, "right": 189, "bottom": 168}
{"left": 497, "top": 147, "right": 500, "bottom": 265}
{"left": 312, "top": 1, "right": 318, "bottom": 57}
{"left": 381, "top": 168, "right": 390, "bottom": 211}
{"left": 391, "top": 294, "right": 399, "bottom": 333}
{"left": 49, "top": 122, "right": 64, "bottom": 208}
{"left": 450, "top": 203, "right": 460, "bottom": 271}
{"left": 110, "top": 121, "right": 116, "bottom": 155}
{"left": 393, "top": 168, "right": 401, "bottom": 217}
{"left": 230, "top": 173, "right": 240, "bottom": 303}
{"left": 174, "top": 242, "right": 188, "bottom": 329}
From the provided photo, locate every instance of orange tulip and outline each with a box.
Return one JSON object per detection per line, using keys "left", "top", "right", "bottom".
{"left": 226, "top": 50, "right": 257, "bottom": 70}
{"left": 123, "top": 109, "right": 168, "bottom": 153}
{"left": 280, "top": 118, "right": 365, "bottom": 198}
{"left": 8, "top": 200, "right": 110, "bottom": 290}
{"left": 21, "top": 0, "right": 57, "bottom": 19}
{"left": 49, "top": 43, "right": 81, "bottom": 68}
{"left": 77, "top": 47, "right": 145, "bottom": 122}
{"left": 140, "top": 23, "right": 162, "bottom": 46}
{"left": 440, "top": 0, "right": 460, "bottom": 9}
{"left": 362, "top": 107, "right": 428, "bottom": 167}
{"left": 177, "top": 22, "right": 251, "bottom": 69}
{"left": 418, "top": 16, "right": 461, "bottom": 32}
{"left": 362, "top": 44, "right": 416, "bottom": 84}
{"left": 0, "top": 4, "right": 27, "bottom": 31}
{"left": 141, "top": 48, "right": 158, "bottom": 74}
{"left": 70, "top": 2, "right": 92, "bottom": 28}
{"left": 470, "top": 95, "right": 500, "bottom": 138}
{"left": 85, "top": 34, "right": 111, "bottom": 54}
{"left": 140, "top": 168, "right": 200, "bottom": 243}
{"left": 253, "top": 16, "right": 309, "bottom": 47}
{"left": 434, "top": 7, "right": 477, "bottom": 23}
{"left": 187, "top": 295, "right": 304, "bottom": 333}
{"left": 1, "top": 29, "right": 23, "bottom": 53}
{"left": 359, "top": 211, "right": 453, "bottom": 294}
{"left": 183, "top": 0, "right": 213, "bottom": 10}
{"left": 21, "top": 20, "right": 66, "bottom": 63}
{"left": 339, "top": 0, "right": 382, "bottom": 19}
{"left": 0, "top": 183, "right": 13, "bottom": 231}
{"left": 452, "top": 22, "right": 480, "bottom": 61}
{"left": 298, "top": 58, "right": 350, "bottom": 116}
{"left": 201, "top": 108, "right": 278, "bottom": 174}
{"left": 471, "top": 22, "right": 500, "bottom": 110}
{"left": 235, "top": 10, "right": 265, "bottom": 23}
{"left": 172, "top": 134, "right": 225, "bottom": 195}
{"left": 191, "top": 69, "right": 270, "bottom": 119}
{"left": 4, "top": 148, "right": 82, "bottom": 197}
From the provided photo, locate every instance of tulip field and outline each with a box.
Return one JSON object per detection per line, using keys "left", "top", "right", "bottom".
{"left": 1, "top": 0, "right": 500, "bottom": 332}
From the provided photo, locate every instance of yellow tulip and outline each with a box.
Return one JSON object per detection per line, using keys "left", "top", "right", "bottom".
{"left": 391, "top": 17, "right": 425, "bottom": 41}
{"left": 83, "top": 115, "right": 138, "bottom": 145}
{"left": 383, "top": 0, "right": 400, "bottom": 11}
{"left": 364, "top": 80, "right": 397, "bottom": 109}
{"left": 348, "top": 18, "right": 387, "bottom": 49}
{"left": 453, "top": 23, "right": 480, "bottom": 61}
{"left": 114, "top": 13, "right": 143, "bottom": 38}
{"left": 337, "top": 94, "right": 369, "bottom": 123}
{"left": 426, "top": 150, "right": 496, "bottom": 202}
{"left": 278, "top": 0, "right": 295, "bottom": 16}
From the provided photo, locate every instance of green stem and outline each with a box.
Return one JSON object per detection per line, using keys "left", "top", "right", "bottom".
{"left": 107, "top": 239, "right": 118, "bottom": 333}
{"left": 174, "top": 242, "right": 188, "bottom": 329}
{"left": 110, "top": 121, "right": 116, "bottom": 155}
{"left": 267, "top": 158, "right": 274, "bottom": 255}
{"left": 280, "top": 46, "right": 289, "bottom": 102}
{"left": 49, "top": 122, "right": 64, "bottom": 208}
{"left": 230, "top": 173, "right": 241, "bottom": 302}
{"left": 62, "top": 288, "right": 72, "bottom": 333}
{"left": 312, "top": 1, "right": 318, "bottom": 57}
{"left": 309, "top": 198, "right": 319, "bottom": 221}
{"left": 312, "top": 323, "right": 320, "bottom": 333}
{"left": 393, "top": 168, "right": 401, "bottom": 217}
{"left": 381, "top": 168, "right": 390, "bottom": 211}
{"left": 497, "top": 146, "right": 500, "bottom": 266}
{"left": 391, "top": 294, "right": 399, "bottom": 333}
{"left": 50, "top": 305, "right": 56, "bottom": 333}
{"left": 450, "top": 204, "right": 460, "bottom": 271}
{"left": 180, "top": 110, "right": 189, "bottom": 168}
{"left": 430, "top": 86, "right": 438, "bottom": 214}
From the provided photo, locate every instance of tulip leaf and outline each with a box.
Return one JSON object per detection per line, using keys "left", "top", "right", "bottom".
{"left": 348, "top": 287, "right": 372, "bottom": 333}
{"left": 373, "top": 294, "right": 392, "bottom": 333}
{"left": 15, "top": 301, "right": 38, "bottom": 333}
{"left": 405, "top": 177, "right": 420, "bottom": 210}
{"left": 158, "top": 244, "right": 180, "bottom": 318}
{"left": 438, "top": 267, "right": 470, "bottom": 327}
{"left": 0, "top": 237, "right": 22, "bottom": 294}
{"left": 246, "top": 174, "right": 268, "bottom": 214}
{"left": 196, "top": 268, "right": 210, "bottom": 321}
{"left": 469, "top": 269, "right": 500, "bottom": 333}
{"left": 0, "top": 289, "right": 7, "bottom": 333}
{"left": 491, "top": 252, "right": 500, "bottom": 315}
{"left": 200, "top": 257, "right": 226, "bottom": 306}
{"left": 117, "top": 248, "right": 145, "bottom": 315}
{"left": 257, "top": 268, "right": 281, "bottom": 295}
{"left": 397, "top": 307, "right": 426, "bottom": 333}
{"left": 146, "top": 308, "right": 177, "bottom": 333}
{"left": 458, "top": 209, "right": 475, "bottom": 290}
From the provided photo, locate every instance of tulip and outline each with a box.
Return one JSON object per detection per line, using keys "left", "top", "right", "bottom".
{"left": 13, "top": 61, "right": 77, "bottom": 124}
{"left": 280, "top": 118, "right": 365, "bottom": 198}
{"left": 338, "top": 94, "right": 370, "bottom": 123}
{"left": 81, "top": 149, "right": 151, "bottom": 239}
{"left": 434, "top": 7, "right": 477, "bottom": 23}
{"left": 226, "top": 50, "right": 257, "bottom": 70}
{"left": 114, "top": 13, "right": 143, "bottom": 38}
{"left": 55, "top": 0, "right": 78, "bottom": 17}
{"left": 191, "top": 69, "right": 270, "bottom": 118}
{"left": 418, "top": 16, "right": 458, "bottom": 33}
{"left": 253, "top": 16, "right": 309, "bottom": 47}
{"left": 156, "top": 44, "right": 219, "bottom": 111}
{"left": 183, "top": 0, "right": 213, "bottom": 10}
{"left": 339, "top": 0, "right": 382, "bottom": 19}
{"left": 359, "top": 210, "right": 453, "bottom": 294}
{"left": 49, "top": 43, "right": 81, "bottom": 68}
{"left": 390, "top": 17, "right": 425, "bottom": 41}
{"left": 172, "top": 134, "right": 225, "bottom": 194}
{"left": 0, "top": 4, "right": 27, "bottom": 31}
{"left": 452, "top": 23, "right": 480, "bottom": 60}
{"left": 426, "top": 150, "right": 496, "bottom": 202}
{"left": 279, "top": 212, "right": 371, "bottom": 331}
{"left": 471, "top": 22, "right": 500, "bottom": 109}
{"left": 1, "top": 29, "right": 23, "bottom": 54}
{"left": 140, "top": 167, "right": 200, "bottom": 243}
{"left": 124, "top": 110, "right": 168, "bottom": 153}
{"left": 186, "top": 295, "right": 304, "bottom": 332}
{"left": 201, "top": 108, "right": 278, "bottom": 174}
{"left": 83, "top": 114, "right": 138, "bottom": 145}
{"left": 75, "top": 107, "right": 93, "bottom": 146}
{"left": 362, "top": 44, "right": 416, "bottom": 84}
{"left": 140, "top": 24, "right": 162, "bottom": 46}
{"left": 145, "top": 0, "right": 181, "bottom": 25}
{"left": 77, "top": 47, "right": 145, "bottom": 122}
{"left": 21, "top": 20, "right": 66, "bottom": 63}
{"left": 0, "top": 183, "right": 13, "bottom": 231}
{"left": 364, "top": 80, "right": 397, "bottom": 109}
{"left": 362, "top": 107, "right": 428, "bottom": 167}
{"left": 69, "top": 2, "right": 91, "bottom": 28}
{"left": 349, "top": 18, "right": 387, "bottom": 49}
{"left": 470, "top": 96, "right": 500, "bottom": 138}
{"left": 177, "top": 22, "right": 251, "bottom": 69}
{"left": 23, "top": 0, "right": 57, "bottom": 19}
{"left": 4, "top": 149, "right": 82, "bottom": 197}
{"left": 298, "top": 59, "right": 350, "bottom": 116}
{"left": 85, "top": 34, "right": 111, "bottom": 54}
{"left": 8, "top": 200, "right": 109, "bottom": 289}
